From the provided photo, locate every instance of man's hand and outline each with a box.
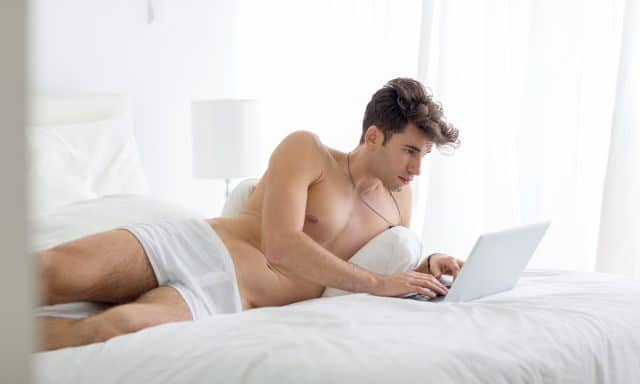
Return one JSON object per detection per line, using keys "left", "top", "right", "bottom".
{"left": 370, "top": 271, "right": 449, "bottom": 298}
{"left": 415, "top": 253, "right": 465, "bottom": 279}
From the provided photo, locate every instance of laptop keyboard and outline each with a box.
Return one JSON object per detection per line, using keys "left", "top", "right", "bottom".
{"left": 404, "top": 293, "right": 446, "bottom": 302}
{"left": 403, "top": 276, "right": 453, "bottom": 302}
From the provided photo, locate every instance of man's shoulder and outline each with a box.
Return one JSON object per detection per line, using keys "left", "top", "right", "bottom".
{"left": 276, "top": 130, "right": 329, "bottom": 160}
{"left": 267, "top": 131, "right": 330, "bottom": 185}
{"left": 280, "top": 130, "right": 324, "bottom": 149}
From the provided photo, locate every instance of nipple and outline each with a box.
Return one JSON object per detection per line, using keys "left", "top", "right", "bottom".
{"left": 305, "top": 214, "right": 319, "bottom": 223}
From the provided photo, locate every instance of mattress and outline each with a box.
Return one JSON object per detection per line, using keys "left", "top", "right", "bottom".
{"left": 32, "top": 196, "right": 640, "bottom": 383}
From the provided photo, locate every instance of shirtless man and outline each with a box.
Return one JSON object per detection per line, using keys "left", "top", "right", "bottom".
{"left": 37, "top": 78, "right": 461, "bottom": 351}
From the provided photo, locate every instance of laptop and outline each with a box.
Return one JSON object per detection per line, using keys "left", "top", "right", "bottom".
{"left": 405, "top": 221, "right": 550, "bottom": 303}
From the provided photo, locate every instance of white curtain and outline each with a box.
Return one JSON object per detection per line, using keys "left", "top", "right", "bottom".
{"left": 416, "top": 0, "right": 639, "bottom": 276}
{"left": 596, "top": 0, "right": 640, "bottom": 278}
{"left": 212, "top": 0, "right": 638, "bottom": 276}
{"left": 232, "top": 0, "right": 423, "bottom": 166}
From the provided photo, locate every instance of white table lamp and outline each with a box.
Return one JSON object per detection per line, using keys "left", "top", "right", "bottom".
{"left": 191, "top": 99, "right": 261, "bottom": 197}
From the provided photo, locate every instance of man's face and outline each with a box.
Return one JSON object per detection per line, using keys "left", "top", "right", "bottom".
{"left": 371, "top": 123, "right": 433, "bottom": 192}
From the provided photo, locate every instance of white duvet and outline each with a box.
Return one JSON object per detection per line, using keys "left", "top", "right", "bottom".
{"left": 32, "top": 196, "right": 640, "bottom": 384}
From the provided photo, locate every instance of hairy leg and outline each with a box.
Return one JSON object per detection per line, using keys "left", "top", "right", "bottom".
{"left": 39, "top": 285, "right": 191, "bottom": 352}
{"left": 37, "top": 229, "right": 158, "bottom": 306}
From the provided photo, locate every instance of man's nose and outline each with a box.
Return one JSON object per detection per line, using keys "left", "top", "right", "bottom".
{"left": 408, "top": 158, "right": 421, "bottom": 176}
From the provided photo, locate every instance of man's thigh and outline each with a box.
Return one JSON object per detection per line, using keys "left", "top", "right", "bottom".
{"left": 43, "top": 229, "right": 158, "bottom": 305}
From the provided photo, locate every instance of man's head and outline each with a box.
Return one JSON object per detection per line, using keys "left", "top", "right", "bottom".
{"left": 360, "top": 78, "right": 460, "bottom": 191}
{"left": 360, "top": 78, "right": 459, "bottom": 150}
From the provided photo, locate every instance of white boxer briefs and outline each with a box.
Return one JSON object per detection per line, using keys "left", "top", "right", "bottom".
{"left": 119, "top": 219, "right": 243, "bottom": 320}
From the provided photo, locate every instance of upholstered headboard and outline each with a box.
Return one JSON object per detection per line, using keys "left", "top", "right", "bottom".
{"left": 31, "top": 94, "right": 131, "bottom": 126}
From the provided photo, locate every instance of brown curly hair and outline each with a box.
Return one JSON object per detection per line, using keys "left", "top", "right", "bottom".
{"left": 360, "top": 78, "right": 460, "bottom": 152}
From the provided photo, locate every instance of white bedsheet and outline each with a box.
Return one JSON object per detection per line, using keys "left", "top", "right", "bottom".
{"left": 33, "top": 273, "right": 640, "bottom": 383}
{"left": 31, "top": 197, "right": 640, "bottom": 383}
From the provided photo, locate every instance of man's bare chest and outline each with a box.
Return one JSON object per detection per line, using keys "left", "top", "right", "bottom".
{"left": 302, "top": 177, "right": 400, "bottom": 260}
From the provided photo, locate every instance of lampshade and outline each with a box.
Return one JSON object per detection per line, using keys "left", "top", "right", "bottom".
{"left": 191, "top": 99, "right": 261, "bottom": 179}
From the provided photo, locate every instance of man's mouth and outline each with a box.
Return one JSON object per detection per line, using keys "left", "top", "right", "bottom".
{"left": 398, "top": 176, "right": 412, "bottom": 185}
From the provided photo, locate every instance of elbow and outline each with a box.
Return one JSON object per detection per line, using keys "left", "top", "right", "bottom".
{"left": 264, "top": 247, "right": 282, "bottom": 266}
{"left": 263, "top": 237, "right": 283, "bottom": 265}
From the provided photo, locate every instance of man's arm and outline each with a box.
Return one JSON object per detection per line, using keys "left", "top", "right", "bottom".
{"left": 261, "top": 131, "right": 378, "bottom": 293}
{"left": 261, "top": 131, "right": 447, "bottom": 297}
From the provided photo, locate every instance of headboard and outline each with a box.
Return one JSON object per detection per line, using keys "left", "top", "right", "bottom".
{"left": 30, "top": 94, "right": 130, "bottom": 126}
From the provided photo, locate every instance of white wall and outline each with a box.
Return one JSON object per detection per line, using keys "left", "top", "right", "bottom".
{"left": 31, "top": 0, "right": 424, "bottom": 217}
{"left": 231, "top": 0, "right": 423, "bottom": 162}
{"left": 0, "top": 1, "right": 31, "bottom": 382}
{"left": 31, "top": 0, "right": 240, "bottom": 214}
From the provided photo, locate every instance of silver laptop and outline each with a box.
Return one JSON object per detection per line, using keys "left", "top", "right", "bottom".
{"left": 406, "top": 221, "right": 550, "bottom": 303}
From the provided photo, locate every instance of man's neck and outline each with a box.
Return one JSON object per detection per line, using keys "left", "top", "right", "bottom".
{"left": 348, "top": 147, "right": 384, "bottom": 195}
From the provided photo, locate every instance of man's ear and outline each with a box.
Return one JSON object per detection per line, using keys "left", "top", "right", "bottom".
{"left": 364, "top": 125, "right": 383, "bottom": 148}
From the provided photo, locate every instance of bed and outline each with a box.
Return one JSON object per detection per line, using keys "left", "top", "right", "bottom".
{"left": 31, "top": 96, "right": 640, "bottom": 383}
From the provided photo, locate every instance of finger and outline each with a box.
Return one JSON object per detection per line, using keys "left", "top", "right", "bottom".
{"left": 453, "top": 260, "right": 464, "bottom": 279}
{"left": 430, "top": 276, "right": 448, "bottom": 292}
{"left": 443, "top": 259, "right": 457, "bottom": 274}
{"left": 410, "top": 270, "right": 437, "bottom": 277}
{"left": 413, "top": 286, "right": 437, "bottom": 298}
{"left": 414, "top": 278, "right": 447, "bottom": 295}
{"left": 451, "top": 263, "right": 461, "bottom": 279}
{"left": 411, "top": 272, "right": 448, "bottom": 291}
{"left": 431, "top": 261, "right": 443, "bottom": 279}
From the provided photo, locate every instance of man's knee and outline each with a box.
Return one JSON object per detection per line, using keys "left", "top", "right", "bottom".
{"left": 37, "top": 246, "right": 94, "bottom": 305}
{"left": 89, "top": 308, "right": 147, "bottom": 343}
{"left": 37, "top": 249, "right": 58, "bottom": 304}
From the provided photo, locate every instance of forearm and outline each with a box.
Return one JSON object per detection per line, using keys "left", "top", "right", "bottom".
{"left": 266, "top": 232, "right": 381, "bottom": 293}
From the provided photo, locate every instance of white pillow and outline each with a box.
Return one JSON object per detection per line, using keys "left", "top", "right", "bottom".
{"left": 321, "top": 226, "right": 424, "bottom": 297}
{"left": 221, "top": 179, "right": 425, "bottom": 297}
{"left": 41, "top": 113, "right": 149, "bottom": 197}
{"left": 220, "top": 178, "right": 259, "bottom": 217}
{"left": 28, "top": 130, "right": 97, "bottom": 214}
{"left": 30, "top": 194, "right": 203, "bottom": 252}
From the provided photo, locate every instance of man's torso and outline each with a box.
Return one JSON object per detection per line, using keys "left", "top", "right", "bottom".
{"left": 207, "top": 145, "right": 406, "bottom": 310}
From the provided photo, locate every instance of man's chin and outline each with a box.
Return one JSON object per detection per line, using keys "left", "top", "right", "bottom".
{"left": 382, "top": 179, "right": 405, "bottom": 192}
{"left": 391, "top": 183, "right": 404, "bottom": 192}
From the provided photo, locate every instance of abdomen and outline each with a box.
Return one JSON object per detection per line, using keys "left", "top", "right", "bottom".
{"left": 208, "top": 217, "right": 324, "bottom": 309}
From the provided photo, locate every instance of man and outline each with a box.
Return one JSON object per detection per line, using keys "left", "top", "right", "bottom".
{"left": 37, "top": 78, "right": 462, "bottom": 351}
